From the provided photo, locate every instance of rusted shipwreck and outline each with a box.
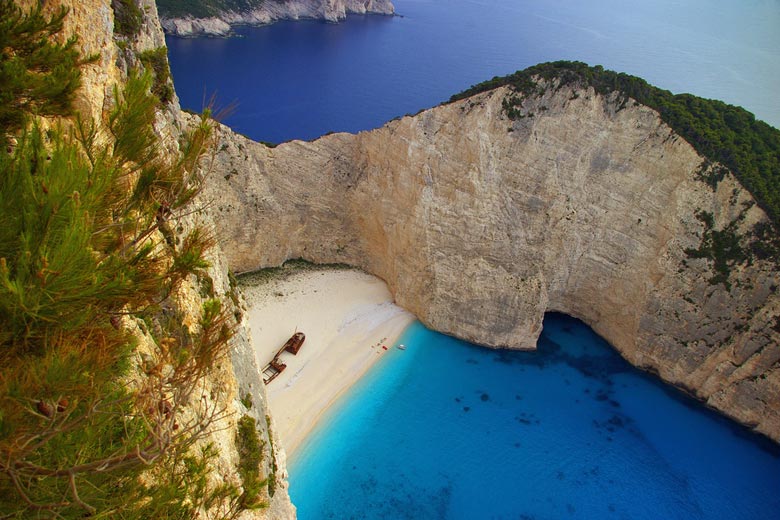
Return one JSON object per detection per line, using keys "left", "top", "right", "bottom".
{"left": 282, "top": 331, "right": 305, "bottom": 354}
{"left": 262, "top": 332, "right": 305, "bottom": 384}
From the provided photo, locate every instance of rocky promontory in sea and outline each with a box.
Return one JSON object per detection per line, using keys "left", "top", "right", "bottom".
{"left": 157, "top": 0, "right": 395, "bottom": 37}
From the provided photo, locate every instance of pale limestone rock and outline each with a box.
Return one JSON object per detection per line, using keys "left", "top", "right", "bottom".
{"left": 200, "top": 84, "right": 780, "bottom": 443}
{"left": 162, "top": 16, "right": 232, "bottom": 37}
{"left": 161, "top": 0, "right": 394, "bottom": 37}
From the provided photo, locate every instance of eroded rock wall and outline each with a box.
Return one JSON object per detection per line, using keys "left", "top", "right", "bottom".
{"left": 161, "top": 0, "right": 394, "bottom": 37}
{"left": 201, "top": 84, "right": 780, "bottom": 442}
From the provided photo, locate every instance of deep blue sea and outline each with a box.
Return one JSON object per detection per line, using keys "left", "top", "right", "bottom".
{"left": 166, "top": 0, "right": 780, "bottom": 143}
{"left": 289, "top": 315, "right": 780, "bottom": 519}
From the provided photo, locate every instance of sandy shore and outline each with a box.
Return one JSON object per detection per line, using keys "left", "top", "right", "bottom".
{"left": 239, "top": 267, "right": 415, "bottom": 456}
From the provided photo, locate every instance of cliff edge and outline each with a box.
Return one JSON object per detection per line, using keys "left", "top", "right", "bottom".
{"left": 200, "top": 76, "right": 780, "bottom": 442}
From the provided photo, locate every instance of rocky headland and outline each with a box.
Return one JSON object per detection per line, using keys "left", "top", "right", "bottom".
{"left": 157, "top": 0, "right": 394, "bottom": 37}
{"left": 199, "top": 76, "right": 780, "bottom": 443}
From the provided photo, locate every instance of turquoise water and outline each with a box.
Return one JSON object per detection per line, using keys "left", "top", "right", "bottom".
{"left": 166, "top": 0, "right": 780, "bottom": 142}
{"left": 289, "top": 315, "right": 780, "bottom": 519}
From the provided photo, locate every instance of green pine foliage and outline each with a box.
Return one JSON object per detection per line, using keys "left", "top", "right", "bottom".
{"left": 0, "top": 1, "right": 84, "bottom": 144}
{"left": 235, "top": 415, "right": 269, "bottom": 509}
{"left": 0, "top": 76, "right": 232, "bottom": 518}
{"left": 0, "top": 4, "right": 246, "bottom": 518}
{"left": 139, "top": 47, "right": 174, "bottom": 104}
{"left": 112, "top": 0, "right": 144, "bottom": 38}
{"left": 451, "top": 61, "right": 780, "bottom": 226}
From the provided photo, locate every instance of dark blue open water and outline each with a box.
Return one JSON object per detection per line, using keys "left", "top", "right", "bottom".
{"left": 289, "top": 315, "right": 780, "bottom": 519}
{"left": 166, "top": 0, "right": 780, "bottom": 142}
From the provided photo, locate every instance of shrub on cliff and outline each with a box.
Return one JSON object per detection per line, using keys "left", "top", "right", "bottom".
{"left": 139, "top": 47, "right": 174, "bottom": 104}
{"left": 236, "top": 415, "right": 269, "bottom": 509}
{"left": 0, "top": 1, "right": 84, "bottom": 145}
{"left": 0, "top": 4, "right": 247, "bottom": 518}
{"left": 112, "top": 0, "right": 144, "bottom": 38}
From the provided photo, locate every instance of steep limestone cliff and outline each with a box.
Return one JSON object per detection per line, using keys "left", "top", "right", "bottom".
{"left": 158, "top": 0, "right": 394, "bottom": 37}
{"left": 199, "top": 83, "right": 780, "bottom": 442}
{"left": 16, "top": 0, "right": 296, "bottom": 517}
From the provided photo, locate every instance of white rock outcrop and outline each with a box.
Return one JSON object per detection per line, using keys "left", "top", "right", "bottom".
{"left": 200, "top": 84, "right": 780, "bottom": 443}
{"left": 161, "top": 0, "right": 395, "bottom": 37}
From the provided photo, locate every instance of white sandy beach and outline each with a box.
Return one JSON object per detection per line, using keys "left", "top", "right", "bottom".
{"left": 240, "top": 267, "right": 415, "bottom": 456}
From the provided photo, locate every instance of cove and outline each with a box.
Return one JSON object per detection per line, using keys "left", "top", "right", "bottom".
{"left": 289, "top": 314, "right": 780, "bottom": 519}
{"left": 165, "top": 0, "right": 780, "bottom": 143}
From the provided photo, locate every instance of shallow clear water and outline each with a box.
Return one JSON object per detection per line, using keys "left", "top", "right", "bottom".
{"left": 166, "top": 0, "right": 780, "bottom": 142}
{"left": 289, "top": 315, "right": 780, "bottom": 520}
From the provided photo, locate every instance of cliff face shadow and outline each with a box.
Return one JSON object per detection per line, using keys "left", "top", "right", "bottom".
{"left": 491, "top": 313, "right": 628, "bottom": 383}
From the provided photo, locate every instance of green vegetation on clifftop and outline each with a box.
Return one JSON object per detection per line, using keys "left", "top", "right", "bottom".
{"left": 451, "top": 61, "right": 780, "bottom": 225}
{"left": 157, "top": 0, "right": 265, "bottom": 19}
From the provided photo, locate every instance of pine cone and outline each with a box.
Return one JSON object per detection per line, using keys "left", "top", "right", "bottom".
{"left": 36, "top": 400, "right": 54, "bottom": 418}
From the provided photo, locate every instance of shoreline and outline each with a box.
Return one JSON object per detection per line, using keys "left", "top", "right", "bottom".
{"left": 162, "top": 12, "right": 400, "bottom": 39}
{"left": 239, "top": 266, "right": 414, "bottom": 455}
{"left": 160, "top": 4, "right": 396, "bottom": 38}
